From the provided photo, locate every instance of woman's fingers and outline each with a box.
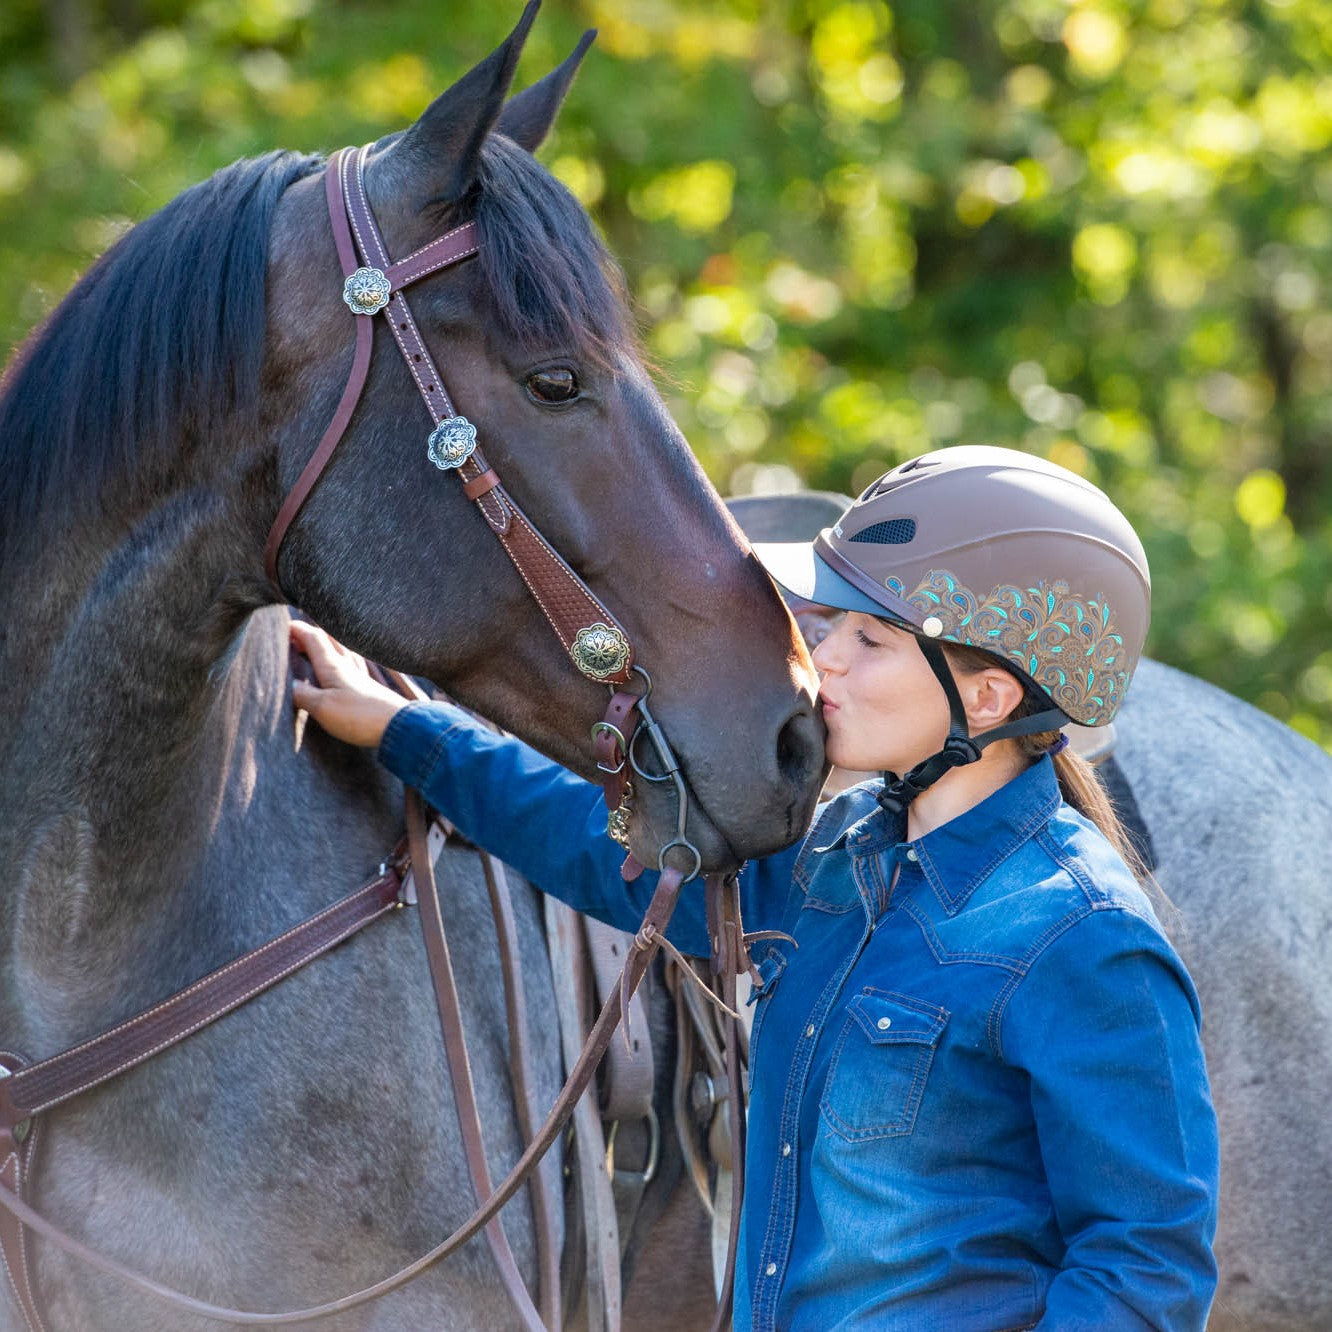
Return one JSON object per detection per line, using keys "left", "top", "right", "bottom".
{"left": 290, "top": 620, "right": 360, "bottom": 689}
{"left": 287, "top": 620, "right": 407, "bottom": 748}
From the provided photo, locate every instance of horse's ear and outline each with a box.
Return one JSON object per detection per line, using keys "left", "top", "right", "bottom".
{"left": 495, "top": 29, "right": 596, "bottom": 153}
{"left": 390, "top": 1, "right": 540, "bottom": 200}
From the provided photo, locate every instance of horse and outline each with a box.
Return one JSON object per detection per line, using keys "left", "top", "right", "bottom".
{"left": 727, "top": 490, "right": 1332, "bottom": 1332}
{"left": 0, "top": 8, "right": 827, "bottom": 1328}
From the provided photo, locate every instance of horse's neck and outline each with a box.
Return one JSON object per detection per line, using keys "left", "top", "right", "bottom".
{"left": 0, "top": 509, "right": 398, "bottom": 1053}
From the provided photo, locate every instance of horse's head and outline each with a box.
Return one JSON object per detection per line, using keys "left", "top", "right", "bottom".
{"left": 258, "top": 6, "right": 825, "bottom": 870}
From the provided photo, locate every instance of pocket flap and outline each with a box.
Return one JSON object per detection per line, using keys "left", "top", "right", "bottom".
{"left": 847, "top": 989, "right": 947, "bottom": 1046}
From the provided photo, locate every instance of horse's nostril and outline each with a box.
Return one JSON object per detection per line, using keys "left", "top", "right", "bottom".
{"left": 776, "top": 707, "right": 823, "bottom": 789}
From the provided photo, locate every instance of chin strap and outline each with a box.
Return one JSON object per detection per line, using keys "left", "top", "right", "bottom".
{"left": 876, "top": 638, "right": 1067, "bottom": 817}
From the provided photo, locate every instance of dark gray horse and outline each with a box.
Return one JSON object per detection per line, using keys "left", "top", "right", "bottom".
{"left": 0, "top": 12, "right": 825, "bottom": 1329}
{"left": 730, "top": 490, "right": 1332, "bottom": 1332}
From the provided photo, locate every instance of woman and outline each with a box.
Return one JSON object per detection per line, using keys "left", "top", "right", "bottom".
{"left": 291, "top": 445, "right": 1219, "bottom": 1331}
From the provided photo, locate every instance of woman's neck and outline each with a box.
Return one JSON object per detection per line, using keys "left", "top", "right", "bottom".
{"left": 904, "top": 742, "right": 1028, "bottom": 841}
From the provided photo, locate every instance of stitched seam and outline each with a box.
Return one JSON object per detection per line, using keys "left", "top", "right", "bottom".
{"left": 499, "top": 510, "right": 609, "bottom": 639}
{"left": 396, "top": 220, "right": 478, "bottom": 266}
{"left": 819, "top": 1011, "right": 936, "bottom": 1140}
{"left": 17, "top": 883, "right": 393, "bottom": 1112}
{"left": 345, "top": 153, "right": 459, "bottom": 421}
{"left": 511, "top": 509, "right": 607, "bottom": 621}
{"left": 500, "top": 530, "right": 571, "bottom": 649}
{"left": 394, "top": 242, "right": 479, "bottom": 285}
{"left": 865, "top": 852, "right": 887, "bottom": 917}
{"left": 420, "top": 717, "right": 470, "bottom": 781}
{"left": 1037, "top": 826, "right": 1116, "bottom": 908}
{"left": 987, "top": 901, "right": 1096, "bottom": 1059}
{"left": 348, "top": 149, "right": 388, "bottom": 268}
{"left": 388, "top": 292, "right": 451, "bottom": 418}
{"left": 755, "top": 955, "right": 849, "bottom": 1325}
{"left": 899, "top": 897, "right": 1024, "bottom": 968}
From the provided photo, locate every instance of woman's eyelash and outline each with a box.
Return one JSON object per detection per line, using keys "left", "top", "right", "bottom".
{"left": 855, "top": 628, "right": 881, "bottom": 648}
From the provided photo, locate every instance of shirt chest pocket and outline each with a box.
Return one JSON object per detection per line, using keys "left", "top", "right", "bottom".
{"left": 819, "top": 988, "right": 949, "bottom": 1142}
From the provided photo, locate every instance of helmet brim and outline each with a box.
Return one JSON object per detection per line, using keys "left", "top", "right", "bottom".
{"left": 752, "top": 539, "right": 898, "bottom": 619}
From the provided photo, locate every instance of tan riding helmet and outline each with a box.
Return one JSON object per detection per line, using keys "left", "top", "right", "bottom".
{"left": 753, "top": 445, "right": 1150, "bottom": 730}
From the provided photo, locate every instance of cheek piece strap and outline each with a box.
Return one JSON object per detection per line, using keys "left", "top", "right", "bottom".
{"left": 876, "top": 637, "right": 1067, "bottom": 817}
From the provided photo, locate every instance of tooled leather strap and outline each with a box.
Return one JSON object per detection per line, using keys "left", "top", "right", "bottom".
{"left": 0, "top": 869, "right": 403, "bottom": 1123}
{"left": 0, "top": 866, "right": 689, "bottom": 1324}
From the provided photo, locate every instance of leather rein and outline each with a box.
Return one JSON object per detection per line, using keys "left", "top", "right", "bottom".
{"left": 0, "top": 145, "right": 751, "bottom": 1329}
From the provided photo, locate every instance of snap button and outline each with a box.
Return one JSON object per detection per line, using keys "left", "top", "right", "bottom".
{"left": 905, "top": 847, "right": 918, "bottom": 862}
{"left": 876, "top": 1016, "right": 892, "bottom": 1030}
{"left": 765, "top": 1262, "right": 778, "bottom": 1277}
{"left": 781, "top": 1142, "right": 792, "bottom": 1157}
{"left": 922, "top": 614, "right": 944, "bottom": 637}
{"left": 804, "top": 1024, "right": 815, "bottom": 1038}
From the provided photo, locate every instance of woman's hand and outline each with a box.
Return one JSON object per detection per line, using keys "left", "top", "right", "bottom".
{"left": 289, "top": 620, "right": 407, "bottom": 749}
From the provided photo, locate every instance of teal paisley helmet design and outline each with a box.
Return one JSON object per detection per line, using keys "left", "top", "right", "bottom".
{"left": 883, "top": 571, "right": 1129, "bottom": 726}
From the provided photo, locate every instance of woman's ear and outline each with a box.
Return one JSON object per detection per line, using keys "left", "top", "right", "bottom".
{"left": 963, "top": 667, "right": 1027, "bottom": 731}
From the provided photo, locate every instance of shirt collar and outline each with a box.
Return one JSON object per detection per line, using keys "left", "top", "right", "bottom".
{"left": 908, "top": 756, "right": 1062, "bottom": 915}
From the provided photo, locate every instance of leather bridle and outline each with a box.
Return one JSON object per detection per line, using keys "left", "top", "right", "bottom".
{"left": 266, "top": 144, "right": 641, "bottom": 700}
{"left": 0, "top": 144, "right": 752, "bottom": 1329}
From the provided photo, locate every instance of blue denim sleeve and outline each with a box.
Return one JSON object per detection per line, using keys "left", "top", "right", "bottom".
{"left": 1003, "top": 907, "right": 1220, "bottom": 1331}
{"left": 378, "top": 700, "right": 801, "bottom": 956}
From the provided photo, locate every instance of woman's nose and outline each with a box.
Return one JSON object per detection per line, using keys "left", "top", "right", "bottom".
{"left": 811, "top": 633, "right": 839, "bottom": 674}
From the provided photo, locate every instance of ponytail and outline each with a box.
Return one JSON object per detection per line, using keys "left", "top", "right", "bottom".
{"left": 1016, "top": 728, "right": 1149, "bottom": 882}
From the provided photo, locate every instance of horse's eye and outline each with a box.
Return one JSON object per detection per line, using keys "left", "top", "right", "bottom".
{"left": 526, "top": 368, "right": 580, "bottom": 404}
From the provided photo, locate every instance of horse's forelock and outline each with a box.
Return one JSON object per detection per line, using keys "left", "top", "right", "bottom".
{"left": 472, "top": 135, "right": 634, "bottom": 371}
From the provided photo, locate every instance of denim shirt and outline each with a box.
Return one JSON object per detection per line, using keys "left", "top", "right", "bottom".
{"left": 381, "top": 702, "right": 1219, "bottom": 1332}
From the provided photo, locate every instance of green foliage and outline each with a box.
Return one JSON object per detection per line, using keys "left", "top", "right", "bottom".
{"left": 3, "top": 0, "right": 1330, "bottom": 748}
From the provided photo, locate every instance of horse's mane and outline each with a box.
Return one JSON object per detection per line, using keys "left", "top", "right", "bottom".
{"left": 0, "top": 150, "right": 321, "bottom": 566}
{"left": 0, "top": 135, "right": 633, "bottom": 570}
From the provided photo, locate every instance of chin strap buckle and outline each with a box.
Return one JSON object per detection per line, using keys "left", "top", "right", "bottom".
{"left": 940, "top": 732, "right": 982, "bottom": 766}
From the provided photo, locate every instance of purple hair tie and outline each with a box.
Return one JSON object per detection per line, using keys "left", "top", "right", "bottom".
{"left": 1048, "top": 733, "right": 1070, "bottom": 757}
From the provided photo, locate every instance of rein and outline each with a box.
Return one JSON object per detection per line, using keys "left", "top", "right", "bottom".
{"left": 0, "top": 143, "right": 753, "bottom": 1330}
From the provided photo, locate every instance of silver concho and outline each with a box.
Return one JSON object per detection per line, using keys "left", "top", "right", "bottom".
{"left": 342, "top": 266, "right": 391, "bottom": 316}
{"left": 571, "top": 622, "right": 631, "bottom": 681}
{"left": 426, "top": 416, "right": 479, "bottom": 470}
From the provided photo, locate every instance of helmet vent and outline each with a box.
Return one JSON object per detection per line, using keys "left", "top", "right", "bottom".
{"left": 849, "top": 518, "right": 917, "bottom": 545}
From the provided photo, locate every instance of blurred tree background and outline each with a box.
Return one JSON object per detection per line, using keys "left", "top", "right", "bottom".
{"left": 2, "top": 0, "right": 1330, "bottom": 747}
